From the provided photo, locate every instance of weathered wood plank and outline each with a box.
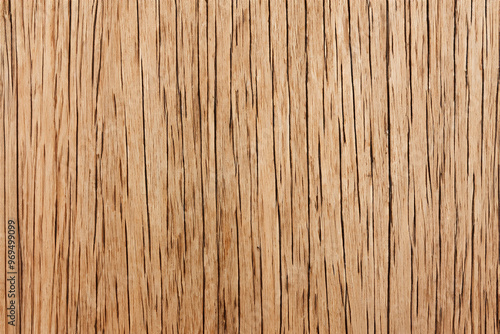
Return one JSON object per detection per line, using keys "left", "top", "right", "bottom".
{"left": 0, "top": 0, "right": 498, "bottom": 333}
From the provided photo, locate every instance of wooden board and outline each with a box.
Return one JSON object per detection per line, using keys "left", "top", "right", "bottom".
{"left": 1, "top": 0, "right": 499, "bottom": 332}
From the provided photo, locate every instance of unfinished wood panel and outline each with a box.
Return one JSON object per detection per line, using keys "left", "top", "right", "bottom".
{"left": 0, "top": 0, "right": 499, "bottom": 333}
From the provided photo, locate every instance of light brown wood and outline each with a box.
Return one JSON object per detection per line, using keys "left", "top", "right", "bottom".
{"left": 1, "top": 0, "right": 499, "bottom": 333}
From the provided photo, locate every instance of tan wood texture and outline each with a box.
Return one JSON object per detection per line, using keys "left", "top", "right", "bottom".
{"left": 1, "top": 0, "right": 499, "bottom": 333}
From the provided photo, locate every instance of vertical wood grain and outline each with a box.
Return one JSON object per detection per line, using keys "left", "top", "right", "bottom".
{"left": 1, "top": 0, "right": 499, "bottom": 333}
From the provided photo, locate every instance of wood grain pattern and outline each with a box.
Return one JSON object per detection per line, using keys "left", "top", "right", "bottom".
{"left": 1, "top": 0, "right": 499, "bottom": 333}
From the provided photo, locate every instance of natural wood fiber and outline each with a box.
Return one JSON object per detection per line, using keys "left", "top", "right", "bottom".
{"left": 1, "top": 0, "right": 499, "bottom": 333}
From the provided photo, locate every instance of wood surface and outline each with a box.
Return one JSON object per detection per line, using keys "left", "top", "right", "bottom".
{"left": 1, "top": 0, "right": 499, "bottom": 333}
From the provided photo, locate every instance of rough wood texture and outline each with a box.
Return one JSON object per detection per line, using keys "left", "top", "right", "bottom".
{"left": 1, "top": 0, "right": 499, "bottom": 333}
